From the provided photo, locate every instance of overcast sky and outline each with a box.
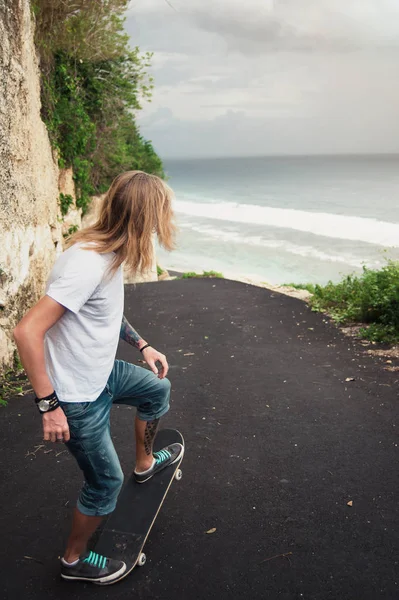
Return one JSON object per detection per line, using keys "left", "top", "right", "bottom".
{"left": 125, "top": 0, "right": 399, "bottom": 159}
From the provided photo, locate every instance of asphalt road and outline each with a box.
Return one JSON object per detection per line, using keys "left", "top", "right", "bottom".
{"left": 1, "top": 278, "right": 398, "bottom": 600}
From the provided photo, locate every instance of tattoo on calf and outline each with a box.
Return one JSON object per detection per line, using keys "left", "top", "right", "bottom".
{"left": 144, "top": 419, "right": 160, "bottom": 455}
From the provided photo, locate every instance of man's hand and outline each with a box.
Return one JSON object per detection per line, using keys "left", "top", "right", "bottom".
{"left": 142, "top": 347, "right": 169, "bottom": 379}
{"left": 43, "top": 407, "right": 70, "bottom": 443}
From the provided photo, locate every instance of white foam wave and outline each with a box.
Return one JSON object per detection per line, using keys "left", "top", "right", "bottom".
{"left": 175, "top": 200, "right": 399, "bottom": 247}
{"left": 179, "top": 223, "right": 378, "bottom": 268}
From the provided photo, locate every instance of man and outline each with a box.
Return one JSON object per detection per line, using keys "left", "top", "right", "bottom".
{"left": 13, "top": 171, "right": 183, "bottom": 585}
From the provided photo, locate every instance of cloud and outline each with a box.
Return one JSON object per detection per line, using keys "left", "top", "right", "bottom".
{"left": 127, "top": 0, "right": 399, "bottom": 157}
{"left": 139, "top": 73, "right": 399, "bottom": 159}
{"left": 131, "top": 0, "right": 399, "bottom": 53}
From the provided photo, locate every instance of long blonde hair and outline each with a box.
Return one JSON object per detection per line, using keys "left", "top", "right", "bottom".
{"left": 68, "top": 171, "right": 176, "bottom": 275}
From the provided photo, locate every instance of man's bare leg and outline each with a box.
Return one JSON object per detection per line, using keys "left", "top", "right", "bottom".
{"left": 135, "top": 416, "right": 159, "bottom": 472}
{"left": 63, "top": 417, "right": 160, "bottom": 562}
{"left": 63, "top": 509, "right": 104, "bottom": 563}
{"left": 133, "top": 416, "right": 183, "bottom": 484}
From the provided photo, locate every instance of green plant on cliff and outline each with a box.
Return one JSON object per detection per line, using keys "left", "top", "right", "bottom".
{"left": 59, "top": 193, "right": 74, "bottom": 216}
{"left": 310, "top": 261, "right": 399, "bottom": 342}
{"left": 32, "top": 0, "right": 164, "bottom": 213}
{"left": 63, "top": 224, "right": 79, "bottom": 240}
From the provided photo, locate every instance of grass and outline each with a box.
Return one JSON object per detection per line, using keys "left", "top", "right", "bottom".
{"left": 284, "top": 282, "right": 316, "bottom": 294}
{"left": 157, "top": 265, "right": 164, "bottom": 277}
{"left": 181, "top": 270, "right": 224, "bottom": 279}
{"left": 309, "top": 261, "right": 399, "bottom": 343}
{"left": 0, "top": 353, "right": 29, "bottom": 407}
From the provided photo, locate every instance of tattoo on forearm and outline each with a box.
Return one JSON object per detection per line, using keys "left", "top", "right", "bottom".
{"left": 120, "top": 315, "right": 142, "bottom": 349}
{"left": 144, "top": 419, "right": 159, "bottom": 455}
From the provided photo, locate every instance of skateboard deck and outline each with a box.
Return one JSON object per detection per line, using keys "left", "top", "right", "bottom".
{"left": 93, "top": 428, "right": 184, "bottom": 584}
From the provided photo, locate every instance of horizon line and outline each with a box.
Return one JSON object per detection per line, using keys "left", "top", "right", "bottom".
{"left": 163, "top": 151, "right": 399, "bottom": 162}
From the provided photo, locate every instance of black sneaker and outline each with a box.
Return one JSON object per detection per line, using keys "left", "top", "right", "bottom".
{"left": 60, "top": 550, "right": 126, "bottom": 585}
{"left": 134, "top": 443, "right": 184, "bottom": 484}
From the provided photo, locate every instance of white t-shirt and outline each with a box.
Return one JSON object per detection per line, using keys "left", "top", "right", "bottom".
{"left": 44, "top": 243, "right": 124, "bottom": 402}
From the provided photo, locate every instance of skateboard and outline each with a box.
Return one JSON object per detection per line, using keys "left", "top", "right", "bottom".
{"left": 93, "top": 428, "right": 184, "bottom": 584}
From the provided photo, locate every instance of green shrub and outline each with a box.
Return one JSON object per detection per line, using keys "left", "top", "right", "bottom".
{"left": 310, "top": 261, "right": 399, "bottom": 342}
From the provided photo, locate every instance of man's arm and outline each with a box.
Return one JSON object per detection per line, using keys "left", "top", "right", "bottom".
{"left": 13, "top": 296, "right": 70, "bottom": 443}
{"left": 119, "top": 315, "right": 148, "bottom": 351}
{"left": 119, "top": 315, "right": 169, "bottom": 379}
{"left": 14, "top": 296, "right": 66, "bottom": 397}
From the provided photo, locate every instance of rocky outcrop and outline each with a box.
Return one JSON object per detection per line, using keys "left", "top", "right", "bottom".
{"left": 0, "top": 0, "right": 62, "bottom": 373}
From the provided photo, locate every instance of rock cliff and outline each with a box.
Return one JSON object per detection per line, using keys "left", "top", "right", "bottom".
{"left": 0, "top": 0, "right": 62, "bottom": 372}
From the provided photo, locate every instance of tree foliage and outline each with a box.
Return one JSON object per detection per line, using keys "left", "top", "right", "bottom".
{"left": 32, "top": 0, "right": 164, "bottom": 212}
{"left": 33, "top": 0, "right": 130, "bottom": 65}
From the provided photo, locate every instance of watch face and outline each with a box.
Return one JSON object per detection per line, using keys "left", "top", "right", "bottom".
{"left": 38, "top": 399, "right": 51, "bottom": 412}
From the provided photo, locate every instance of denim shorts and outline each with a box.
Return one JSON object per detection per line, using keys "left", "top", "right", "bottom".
{"left": 60, "top": 360, "right": 170, "bottom": 517}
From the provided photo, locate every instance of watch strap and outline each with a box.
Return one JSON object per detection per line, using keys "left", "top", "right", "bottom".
{"left": 35, "top": 391, "right": 60, "bottom": 413}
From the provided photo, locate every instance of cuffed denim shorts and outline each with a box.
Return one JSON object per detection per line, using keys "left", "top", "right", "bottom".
{"left": 60, "top": 360, "right": 170, "bottom": 517}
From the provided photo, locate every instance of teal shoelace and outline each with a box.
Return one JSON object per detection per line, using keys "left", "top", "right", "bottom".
{"left": 154, "top": 449, "right": 171, "bottom": 465}
{"left": 83, "top": 551, "right": 107, "bottom": 569}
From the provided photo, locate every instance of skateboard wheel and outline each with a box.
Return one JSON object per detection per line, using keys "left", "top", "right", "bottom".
{"left": 175, "top": 469, "right": 183, "bottom": 481}
{"left": 138, "top": 553, "right": 146, "bottom": 567}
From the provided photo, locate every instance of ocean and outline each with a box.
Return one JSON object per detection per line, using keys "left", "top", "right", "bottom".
{"left": 156, "top": 155, "right": 399, "bottom": 285}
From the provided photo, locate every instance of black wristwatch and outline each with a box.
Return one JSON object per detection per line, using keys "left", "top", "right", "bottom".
{"left": 35, "top": 391, "right": 60, "bottom": 414}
